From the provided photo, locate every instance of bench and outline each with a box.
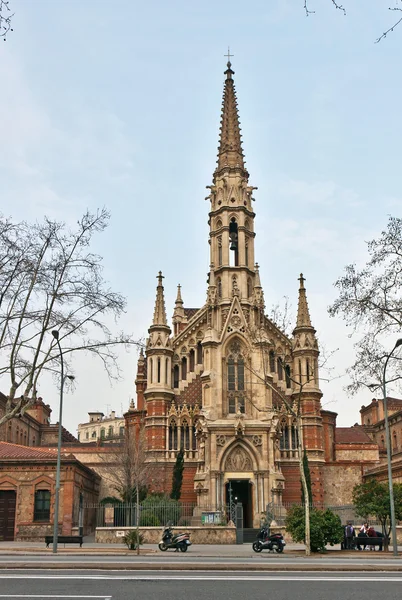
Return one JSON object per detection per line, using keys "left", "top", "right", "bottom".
{"left": 354, "top": 536, "right": 383, "bottom": 551}
{"left": 45, "top": 535, "right": 83, "bottom": 548}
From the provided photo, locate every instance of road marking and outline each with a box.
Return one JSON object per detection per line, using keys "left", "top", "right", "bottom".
{"left": 0, "top": 596, "right": 111, "bottom": 599}
{"left": 0, "top": 575, "right": 402, "bottom": 581}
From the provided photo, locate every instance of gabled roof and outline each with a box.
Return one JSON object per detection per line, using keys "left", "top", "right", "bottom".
{"left": 0, "top": 441, "right": 63, "bottom": 460}
{"left": 184, "top": 308, "right": 200, "bottom": 320}
{"left": 335, "top": 427, "right": 373, "bottom": 444}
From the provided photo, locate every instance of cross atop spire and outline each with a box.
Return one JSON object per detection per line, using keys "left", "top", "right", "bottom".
{"left": 216, "top": 56, "right": 245, "bottom": 172}
{"left": 152, "top": 270, "right": 168, "bottom": 327}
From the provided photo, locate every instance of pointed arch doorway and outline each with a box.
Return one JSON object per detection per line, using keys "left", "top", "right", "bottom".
{"left": 225, "top": 479, "right": 252, "bottom": 528}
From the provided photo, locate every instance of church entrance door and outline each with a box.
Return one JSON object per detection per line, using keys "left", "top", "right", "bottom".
{"left": 225, "top": 479, "right": 252, "bottom": 528}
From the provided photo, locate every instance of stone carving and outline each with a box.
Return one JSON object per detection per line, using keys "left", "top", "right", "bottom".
{"left": 216, "top": 435, "right": 226, "bottom": 446}
{"left": 252, "top": 435, "right": 262, "bottom": 447}
{"left": 231, "top": 315, "right": 242, "bottom": 328}
{"left": 225, "top": 447, "right": 252, "bottom": 472}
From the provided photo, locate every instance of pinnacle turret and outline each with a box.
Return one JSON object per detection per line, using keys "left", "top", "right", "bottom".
{"left": 152, "top": 271, "right": 168, "bottom": 327}
{"left": 216, "top": 61, "right": 246, "bottom": 172}
{"left": 294, "top": 273, "right": 314, "bottom": 331}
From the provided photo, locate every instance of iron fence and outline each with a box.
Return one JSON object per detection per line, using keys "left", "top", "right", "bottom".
{"left": 86, "top": 502, "right": 235, "bottom": 528}
{"left": 267, "top": 502, "right": 401, "bottom": 527}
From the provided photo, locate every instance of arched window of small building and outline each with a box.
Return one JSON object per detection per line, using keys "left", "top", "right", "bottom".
{"left": 23, "top": 431, "right": 27, "bottom": 446}
{"left": 306, "top": 358, "right": 310, "bottom": 382}
{"left": 108, "top": 426, "right": 113, "bottom": 438}
{"left": 165, "top": 358, "right": 169, "bottom": 384}
{"left": 91, "top": 431, "right": 96, "bottom": 438}
{"left": 393, "top": 431, "right": 397, "bottom": 451}
{"left": 181, "top": 357, "right": 187, "bottom": 380}
{"left": 218, "top": 236, "right": 222, "bottom": 267}
{"left": 367, "top": 418, "right": 371, "bottom": 425}
{"left": 380, "top": 435, "right": 385, "bottom": 448}
{"left": 157, "top": 358, "right": 161, "bottom": 383}
{"left": 149, "top": 358, "right": 153, "bottom": 384}
{"left": 269, "top": 350, "right": 275, "bottom": 373}
{"left": 217, "top": 278, "right": 222, "bottom": 298}
{"left": 229, "top": 217, "right": 239, "bottom": 266}
{"left": 189, "top": 349, "right": 195, "bottom": 372}
{"left": 20, "top": 431, "right": 23, "bottom": 443}
{"left": 169, "top": 420, "right": 178, "bottom": 451}
{"left": 245, "top": 238, "right": 249, "bottom": 267}
{"left": 197, "top": 341, "right": 203, "bottom": 365}
{"left": 34, "top": 490, "right": 51, "bottom": 522}
{"left": 277, "top": 358, "right": 283, "bottom": 381}
{"left": 173, "top": 365, "right": 180, "bottom": 388}
{"left": 298, "top": 359, "right": 302, "bottom": 384}
{"left": 181, "top": 419, "right": 190, "bottom": 450}
{"left": 247, "top": 278, "right": 252, "bottom": 298}
{"left": 285, "top": 365, "right": 291, "bottom": 388}
{"left": 86, "top": 431, "right": 89, "bottom": 440}
{"left": 32, "top": 436, "right": 36, "bottom": 446}
{"left": 100, "top": 428, "right": 105, "bottom": 439}
{"left": 7, "top": 424, "right": 11, "bottom": 442}
{"left": 119, "top": 426, "right": 124, "bottom": 437}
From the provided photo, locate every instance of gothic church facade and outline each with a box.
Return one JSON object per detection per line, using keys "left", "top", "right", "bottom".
{"left": 125, "top": 62, "right": 379, "bottom": 527}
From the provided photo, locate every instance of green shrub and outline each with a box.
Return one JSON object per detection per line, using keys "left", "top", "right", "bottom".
{"left": 142, "top": 494, "right": 181, "bottom": 525}
{"left": 139, "top": 510, "right": 160, "bottom": 527}
{"left": 122, "top": 529, "right": 144, "bottom": 550}
{"left": 285, "top": 505, "right": 344, "bottom": 553}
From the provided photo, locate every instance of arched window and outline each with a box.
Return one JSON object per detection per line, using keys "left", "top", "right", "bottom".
{"left": 217, "top": 278, "right": 222, "bottom": 298}
{"left": 189, "top": 349, "right": 195, "bottom": 372}
{"left": 149, "top": 358, "right": 153, "bottom": 384}
{"left": 181, "top": 357, "right": 187, "bottom": 380}
{"left": 306, "top": 358, "right": 310, "bottom": 382}
{"left": 277, "top": 358, "right": 283, "bottom": 381}
{"left": 285, "top": 365, "right": 291, "bottom": 388}
{"left": 218, "top": 236, "right": 222, "bottom": 267}
{"left": 291, "top": 424, "right": 299, "bottom": 449}
{"left": 173, "top": 365, "right": 179, "bottom": 388}
{"left": 229, "top": 218, "right": 239, "bottom": 266}
{"left": 247, "top": 278, "right": 252, "bottom": 298}
{"left": 280, "top": 422, "right": 289, "bottom": 449}
{"left": 108, "top": 426, "right": 113, "bottom": 438}
{"left": 298, "top": 359, "right": 302, "bottom": 384}
{"left": 169, "top": 420, "right": 178, "bottom": 451}
{"left": 380, "top": 435, "right": 385, "bottom": 448}
{"left": 181, "top": 419, "right": 190, "bottom": 450}
{"left": 197, "top": 341, "right": 203, "bottom": 365}
{"left": 227, "top": 341, "right": 246, "bottom": 414}
{"left": 245, "top": 238, "right": 249, "bottom": 267}
{"left": 269, "top": 350, "right": 275, "bottom": 373}
{"left": 100, "top": 428, "right": 105, "bottom": 439}
{"left": 393, "top": 431, "right": 397, "bottom": 451}
{"left": 157, "top": 358, "right": 161, "bottom": 383}
{"left": 165, "top": 358, "right": 169, "bottom": 384}
{"left": 192, "top": 424, "right": 197, "bottom": 450}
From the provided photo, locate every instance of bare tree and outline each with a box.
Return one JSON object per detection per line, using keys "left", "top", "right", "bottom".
{"left": 100, "top": 423, "right": 149, "bottom": 555}
{"left": 329, "top": 215, "right": 402, "bottom": 395}
{"left": 0, "top": 208, "right": 141, "bottom": 427}
{"left": 303, "top": 0, "right": 402, "bottom": 42}
{"left": 0, "top": 0, "right": 13, "bottom": 40}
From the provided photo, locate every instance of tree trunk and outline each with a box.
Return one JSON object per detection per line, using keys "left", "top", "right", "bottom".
{"left": 297, "top": 418, "right": 311, "bottom": 556}
{"left": 136, "top": 486, "right": 140, "bottom": 556}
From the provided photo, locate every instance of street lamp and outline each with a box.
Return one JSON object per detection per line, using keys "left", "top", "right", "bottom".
{"left": 51, "top": 330, "right": 75, "bottom": 555}
{"left": 369, "top": 337, "right": 402, "bottom": 557}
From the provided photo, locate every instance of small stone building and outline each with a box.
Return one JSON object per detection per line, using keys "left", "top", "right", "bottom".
{"left": 0, "top": 442, "right": 100, "bottom": 541}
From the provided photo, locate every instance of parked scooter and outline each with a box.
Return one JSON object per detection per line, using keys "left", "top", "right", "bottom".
{"left": 252, "top": 526, "right": 286, "bottom": 553}
{"left": 158, "top": 526, "right": 192, "bottom": 552}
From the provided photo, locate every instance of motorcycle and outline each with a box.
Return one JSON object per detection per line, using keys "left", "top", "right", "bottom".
{"left": 158, "top": 526, "right": 192, "bottom": 552}
{"left": 252, "top": 527, "right": 286, "bottom": 553}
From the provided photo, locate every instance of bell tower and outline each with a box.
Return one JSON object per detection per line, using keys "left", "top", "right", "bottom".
{"left": 207, "top": 61, "right": 258, "bottom": 304}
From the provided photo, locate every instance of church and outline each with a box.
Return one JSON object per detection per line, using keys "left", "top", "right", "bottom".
{"left": 125, "top": 61, "right": 380, "bottom": 527}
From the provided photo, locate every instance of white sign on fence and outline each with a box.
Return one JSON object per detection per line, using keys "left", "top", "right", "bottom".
{"left": 115, "top": 531, "right": 126, "bottom": 537}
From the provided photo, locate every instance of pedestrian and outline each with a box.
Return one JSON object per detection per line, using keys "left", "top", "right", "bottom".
{"left": 360, "top": 522, "right": 369, "bottom": 550}
{"left": 345, "top": 522, "right": 355, "bottom": 550}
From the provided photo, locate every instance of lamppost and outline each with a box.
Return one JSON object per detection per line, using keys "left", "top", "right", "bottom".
{"left": 51, "top": 330, "right": 75, "bottom": 554}
{"left": 369, "top": 338, "right": 402, "bottom": 557}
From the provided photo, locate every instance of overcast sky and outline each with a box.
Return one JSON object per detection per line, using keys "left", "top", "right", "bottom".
{"left": 1, "top": 0, "right": 401, "bottom": 434}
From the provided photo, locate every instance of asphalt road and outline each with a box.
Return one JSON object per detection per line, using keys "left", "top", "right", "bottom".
{"left": 0, "top": 570, "right": 402, "bottom": 600}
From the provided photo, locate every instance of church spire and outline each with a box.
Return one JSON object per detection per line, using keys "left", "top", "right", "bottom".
{"left": 295, "top": 273, "right": 313, "bottom": 330}
{"left": 152, "top": 271, "right": 168, "bottom": 327}
{"left": 216, "top": 60, "right": 245, "bottom": 172}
